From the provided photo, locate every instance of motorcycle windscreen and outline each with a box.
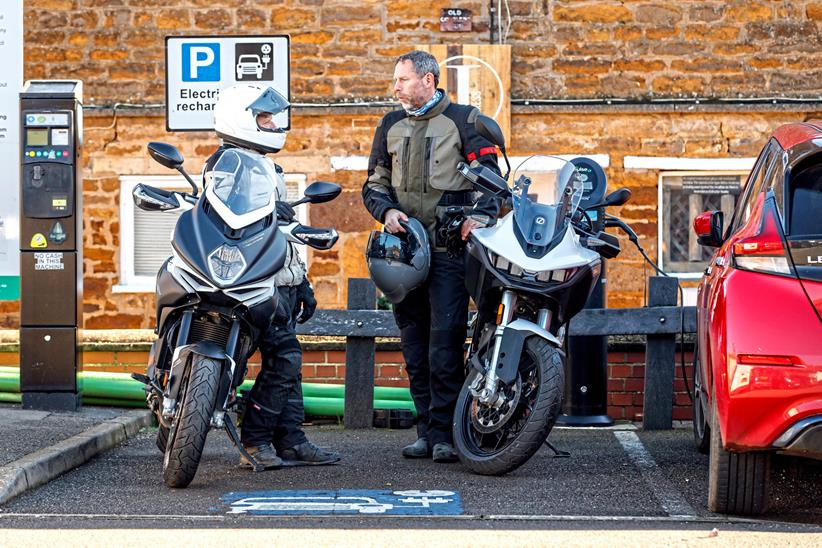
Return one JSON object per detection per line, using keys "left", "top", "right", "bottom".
{"left": 204, "top": 148, "right": 277, "bottom": 228}
{"left": 510, "top": 155, "right": 584, "bottom": 246}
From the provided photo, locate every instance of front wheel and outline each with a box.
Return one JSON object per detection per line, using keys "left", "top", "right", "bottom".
{"left": 163, "top": 355, "right": 220, "bottom": 488}
{"left": 454, "top": 336, "right": 565, "bottom": 475}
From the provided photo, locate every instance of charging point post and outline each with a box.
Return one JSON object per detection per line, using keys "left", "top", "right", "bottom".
{"left": 557, "top": 157, "right": 614, "bottom": 427}
{"left": 18, "top": 80, "right": 84, "bottom": 411}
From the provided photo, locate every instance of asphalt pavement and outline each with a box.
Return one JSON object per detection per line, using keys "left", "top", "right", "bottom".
{"left": 0, "top": 403, "right": 151, "bottom": 505}
{"left": 0, "top": 403, "right": 819, "bottom": 545}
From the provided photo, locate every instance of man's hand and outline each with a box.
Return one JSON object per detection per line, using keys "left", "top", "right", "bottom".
{"left": 383, "top": 208, "right": 408, "bottom": 234}
{"left": 461, "top": 218, "right": 485, "bottom": 240}
{"left": 293, "top": 279, "right": 317, "bottom": 324}
{"left": 276, "top": 200, "right": 296, "bottom": 221}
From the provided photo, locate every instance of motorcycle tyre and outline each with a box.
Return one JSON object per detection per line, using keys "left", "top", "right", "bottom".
{"left": 163, "top": 355, "right": 220, "bottom": 488}
{"left": 692, "top": 353, "right": 710, "bottom": 454}
{"left": 156, "top": 424, "right": 169, "bottom": 454}
{"left": 454, "top": 336, "right": 564, "bottom": 476}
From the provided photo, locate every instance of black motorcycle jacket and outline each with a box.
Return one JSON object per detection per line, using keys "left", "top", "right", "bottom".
{"left": 361, "top": 92, "right": 502, "bottom": 249}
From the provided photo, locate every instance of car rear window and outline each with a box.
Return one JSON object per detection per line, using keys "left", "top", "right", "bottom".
{"left": 788, "top": 163, "right": 822, "bottom": 237}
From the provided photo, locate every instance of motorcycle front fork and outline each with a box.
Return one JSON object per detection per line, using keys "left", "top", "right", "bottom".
{"left": 471, "top": 290, "right": 553, "bottom": 405}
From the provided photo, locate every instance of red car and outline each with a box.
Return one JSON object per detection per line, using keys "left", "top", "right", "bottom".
{"left": 692, "top": 121, "right": 822, "bottom": 515}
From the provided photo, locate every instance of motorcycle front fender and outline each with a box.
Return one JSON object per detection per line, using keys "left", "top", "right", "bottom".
{"left": 166, "top": 341, "right": 228, "bottom": 402}
{"left": 496, "top": 319, "right": 562, "bottom": 385}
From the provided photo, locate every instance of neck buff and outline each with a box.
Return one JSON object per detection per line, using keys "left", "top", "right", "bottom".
{"left": 406, "top": 90, "right": 443, "bottom": 116}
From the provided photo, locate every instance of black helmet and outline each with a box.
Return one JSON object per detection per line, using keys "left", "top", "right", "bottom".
{"left": 366, "top": 217, "right": 431, "bottom": 304}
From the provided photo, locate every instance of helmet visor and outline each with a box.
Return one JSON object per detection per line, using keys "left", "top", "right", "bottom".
{"left": 367, "top": 231, "right": 415, "bottom": 264}
{"left": 247, "top": 87, "right": 290, "bottom": 134}
{"left": 247, "top": 86, "right": 289, "bottom": 114}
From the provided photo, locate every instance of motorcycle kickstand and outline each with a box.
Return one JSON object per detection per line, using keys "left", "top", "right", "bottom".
{"left": 224, "top": 417, "right": 265, "bottom": 472}
{"left": 544, "top": 440, "right": 571, "bottom": 458}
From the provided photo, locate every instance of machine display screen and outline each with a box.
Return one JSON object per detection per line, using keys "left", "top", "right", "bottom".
{"left": 26, "top": 129, "right": 49, "bottom": 147}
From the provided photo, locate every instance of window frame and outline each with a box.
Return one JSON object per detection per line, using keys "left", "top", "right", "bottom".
{"left": 657, "top": 169, "right": 748, "bottom": 279}
{"left": 116, "top": 173, "right": 307, "bottom": 293}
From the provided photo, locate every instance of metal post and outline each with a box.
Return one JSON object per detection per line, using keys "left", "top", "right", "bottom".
{"left": 643, "top": 276, "right": 679, "bottom": 430}
{"left": 343, "top": 278, "right": 376, "bottom": 429}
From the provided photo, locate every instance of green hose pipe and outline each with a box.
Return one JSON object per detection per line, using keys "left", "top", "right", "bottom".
{"left": 0, "top": 392, "right": 20, "bottom": 403}
{"left": 0, "top": 368, "right": 417, "bottom": 417}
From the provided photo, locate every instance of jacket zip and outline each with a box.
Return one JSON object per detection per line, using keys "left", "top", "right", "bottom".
{"left": 423, "top": 136, "right": 432, "bottom": 194}
{"left": 401, "top": 137, "right": 411, "bottom": 193}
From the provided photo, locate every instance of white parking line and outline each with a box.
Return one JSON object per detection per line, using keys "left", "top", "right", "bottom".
{"left": 0, "top": 511, "right": 762, "bottom": 524}
{"left": 614, "top": 431, "right": 697, "bottom": 518}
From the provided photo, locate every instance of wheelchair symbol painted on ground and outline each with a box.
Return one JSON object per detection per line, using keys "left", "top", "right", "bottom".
{"left": 222, "top": 489, "right": 462, "bottom": 515}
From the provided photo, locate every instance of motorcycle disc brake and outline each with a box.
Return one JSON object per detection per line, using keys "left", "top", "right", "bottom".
{"left": 470, "top": 375, "right": 522, "bottom": 434}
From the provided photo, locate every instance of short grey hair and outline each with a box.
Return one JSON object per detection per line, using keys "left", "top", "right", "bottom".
{"left": 396, "top": 50, "right": 440, "bottom": 87}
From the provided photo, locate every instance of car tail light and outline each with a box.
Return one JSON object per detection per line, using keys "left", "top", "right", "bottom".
{"left": 737, "top": 354, "right": 797, "bottom": 366}
{"left": 732, "top": 203, "right": 793, "bottom": 276}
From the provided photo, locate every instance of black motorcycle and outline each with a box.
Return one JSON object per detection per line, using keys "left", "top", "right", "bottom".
{"left": 131, "top": 142, "right": 340, "bottom": 487}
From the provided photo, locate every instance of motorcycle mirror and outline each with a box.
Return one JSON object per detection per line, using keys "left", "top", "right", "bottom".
{"left": 475, "top": 115, "right": 506, "bottom": 150}
{"left": 304, "top": 181, "right": 342, "bottom": 203}
{"left": 147, "top": 141, "right": 199, "bottom": 197}
{"left": 148, "top": 142, "right": 184, "bottom": 169}
{"left": 585, "top": 188, "right": 632, "bottom": 210}
{"left": 290, "top": 181, "right": 342, "bottom": 207}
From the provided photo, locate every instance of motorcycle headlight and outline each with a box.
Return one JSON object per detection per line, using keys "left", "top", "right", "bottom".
{"left": 208, "top": 244, "right": 246, "bottom": 284}
{"left": 488, "top": 250, "right": 577, "bottom": 283}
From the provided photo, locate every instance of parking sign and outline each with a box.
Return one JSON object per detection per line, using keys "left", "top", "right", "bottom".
{"left": 166, "top": 35, "right": 290, "bottom": 131}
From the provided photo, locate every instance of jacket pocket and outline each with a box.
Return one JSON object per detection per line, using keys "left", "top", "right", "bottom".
{"left": 428, "top": 132, "right": 472, "bottom": 192}
{"left": 386, "top": 136, "right": 409, "bottom": 189}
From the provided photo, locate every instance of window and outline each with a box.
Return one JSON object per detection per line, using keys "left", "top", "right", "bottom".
{"left": 116, "top": 173, "right": 307, "bottom": 293}
{"left": 659, "top": 171, "right": 746, "bottom": 275}
{"left": 728, "top": 141, "right": 778, "bottom": 235}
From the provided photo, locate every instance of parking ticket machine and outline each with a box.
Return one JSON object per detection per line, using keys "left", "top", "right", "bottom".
{"left": 18, "top": 80, "right": 83, "bottom": 411}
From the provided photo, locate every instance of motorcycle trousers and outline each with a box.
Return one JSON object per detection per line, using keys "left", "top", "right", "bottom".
{"left": 240, "top": 286, "right": 309, "bottom": 450}
{"left": 393, "top": 251, "right": 469, "bottom": 446}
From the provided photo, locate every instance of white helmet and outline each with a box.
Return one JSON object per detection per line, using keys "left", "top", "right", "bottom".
{"left": 213, "top": 84, "right": 290, "bottom": 154}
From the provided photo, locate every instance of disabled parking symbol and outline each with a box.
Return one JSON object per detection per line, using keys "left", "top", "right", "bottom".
{"left": 221, "top": 489, "right": 463, "bottom": 516}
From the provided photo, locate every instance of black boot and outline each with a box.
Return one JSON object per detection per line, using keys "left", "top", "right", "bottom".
{"left": 279, "top": 441, "right": 341, "bottom": 466}
{"left": 432, "top": 442, "right": 458, "bottom": 463}
{"left": 402, "top": 437, "right": 431, "bottom": 458}
{"left": 239, "top": 443, "right": 283, "bottom": 470}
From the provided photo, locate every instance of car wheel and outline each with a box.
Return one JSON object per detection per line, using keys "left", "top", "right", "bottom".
{"left": 692, "top": 353, "right": 710, "bottom": 454}
{"left": 707, "top": 393, "right": 771, "bottom": 515}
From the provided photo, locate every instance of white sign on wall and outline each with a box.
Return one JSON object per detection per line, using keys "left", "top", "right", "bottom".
{"left": 165, "top": 35, "right": 290, "bottom": 132}
{"left": 0, "top": 1, "right": 22, "bottom": 299}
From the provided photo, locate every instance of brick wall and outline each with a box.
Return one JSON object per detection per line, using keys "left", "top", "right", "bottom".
{"left": 14, "top": 1, "right": 822, "bottom": 325}
{"left": 25, "top": 1, "right": 822, "bottom": 103}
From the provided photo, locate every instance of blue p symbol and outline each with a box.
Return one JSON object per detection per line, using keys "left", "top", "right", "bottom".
{"left": 182, "top": 43, "right": 220, "bottom": 82}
